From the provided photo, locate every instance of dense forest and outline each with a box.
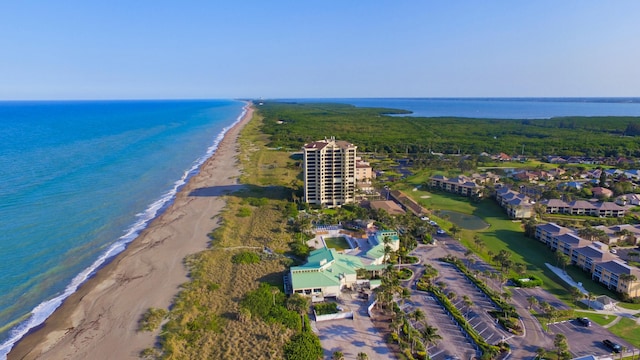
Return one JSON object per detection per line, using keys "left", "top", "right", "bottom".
{"left": 257, "top": 101, "right": 640, "bottom": 158}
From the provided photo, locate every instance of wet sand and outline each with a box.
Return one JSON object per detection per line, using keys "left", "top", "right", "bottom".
{"left": 8, "top": 105, "right": 254, "bottom": 360}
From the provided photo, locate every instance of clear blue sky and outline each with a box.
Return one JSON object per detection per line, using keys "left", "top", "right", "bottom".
{"left": 1, "top": 1, "right": 639, "bottom": 100}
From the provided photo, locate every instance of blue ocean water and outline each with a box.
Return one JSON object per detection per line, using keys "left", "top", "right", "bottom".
{"left": 0, "top": 100, "right": 245, "bottom": 357}
{"left": 282, "top": 97, "right": 640, "bottom": 119}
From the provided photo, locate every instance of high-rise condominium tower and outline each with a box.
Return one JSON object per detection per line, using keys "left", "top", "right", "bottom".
{"left": 302, "top": 137, "right": 357, "bottom": 207}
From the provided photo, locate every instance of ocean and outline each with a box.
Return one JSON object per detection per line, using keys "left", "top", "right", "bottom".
{"left": 2, "top": 97, "right": 640, "bottom": 357}
{"left": 0, "top": 99, "right": 245, "bottom": 357}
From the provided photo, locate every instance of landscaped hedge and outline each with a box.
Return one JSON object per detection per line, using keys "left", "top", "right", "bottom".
{"left": 440, "top": 257, "right": 520, "bottom": 327}
{"left": 428, "top": 285, "right": 500, "bottom": 359}
{"left": 313, "top": 302, "right": 338, "bottom": 315}
{"left": 512, "top": 275, "right": 543, "bottom": 288}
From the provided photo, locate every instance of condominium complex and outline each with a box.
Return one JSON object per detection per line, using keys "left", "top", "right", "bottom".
{"left": 535, "top": 222, "right": 640, "bottom": 297}
{"left": 303, "top": 137, "right": 357, "bottom": 207}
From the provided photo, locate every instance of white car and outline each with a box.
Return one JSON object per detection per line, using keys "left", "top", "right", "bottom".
{"left": 421, "top": 216, "right": 429, "bottom": 221}
{"left": 429, "top": 221, "right": 438, "bottom": 226}
{"left": 436, "top": 229, "right": 446, "bottom": 235}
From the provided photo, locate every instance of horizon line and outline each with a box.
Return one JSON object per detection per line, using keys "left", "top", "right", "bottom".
{"left": 1, "top": 96, "right": 640, "bottom": 102}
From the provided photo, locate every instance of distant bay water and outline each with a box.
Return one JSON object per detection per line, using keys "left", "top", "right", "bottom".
{"left": 280, "top": 98, "right": 640, "bottom": 119}
{"left": 0, "top": 100, "right": 245, "bottom": 357}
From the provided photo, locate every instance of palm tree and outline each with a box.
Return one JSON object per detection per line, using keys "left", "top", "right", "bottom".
{"left": 555, "top": 252, "right": 570, "bottom": 271}
{"left": 449, "top": 224, "right": 461, "bottom": 239}
{"left": 332, "top": 351, "right": 345, "bottom": 360}
{"left": 554, "top": 333, "right": 569, "bottom": 359}
{"left": 527, "top": 295, "right": 538, "bottom": 310}
{"left": 463, "top": 295, "right": 474, "bottom": 318}
{"left": 390, "top": 312, "right": 404, "bottom": 336}
{"left": 382, "top": 235, "right": 392, "bottom": 264}
{"left": 356, "top": 353, "right": 369, "bottom": 360}
{"left": 586, "top": 292, "right": 595, "bottom": 310}
{"left": 420, "top": 324, "right": 442, "bottom": 348}
{"left": 514, "top": 263, "right": 527, "bottom": 276}
{"left": 411, "top": 309, "right": 425, "bottom": 325}
{"left": 271, "top": 287, "right": 279, "bottom": 306}
{"left": 286, "top": 293, "right": 310, "bottom": 331}
{"left": 473, "top": 234, "right": 482, "bottom": 250}
{"left": 570, "top": 286, "right": 584, "bottom": 306}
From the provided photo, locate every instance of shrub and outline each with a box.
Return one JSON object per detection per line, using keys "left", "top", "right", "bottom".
{"left": 314, "top": 302, "right": 339, "bottom": 315}
{"left": 398, "top": 268, "right": 413, "bottom": 280}
{"left": 231, "top": 251, "right": 261, "bottom": 264}
{"left": 512, "top": 275, "right": 543, "bottom": 288}
{"left": 284, "top": 331, "right": 323, "bottom": 360}
{"left": 237, "top": 207, "right": 252, "bottom": 217}
{"left": 138, "top": 307, "right": 168, "bottom": 332}
{"left": 241, "top": 283, "right": 300, "bottom": 330}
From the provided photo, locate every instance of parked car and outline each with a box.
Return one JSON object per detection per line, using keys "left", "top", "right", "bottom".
{"left": 429, "top": 220, "right": 438, "bottom": 226}
{"left": 576, "top": 317, "right": 591, "bottom": 326}
{"left": 610, "top": 248, "right": 617, "bottom": 254}
{"left": 603, "top": 339, "right": 622, "bottom": 353}
{"left": 436, "top": 229, "right": 446, "bottom": 235}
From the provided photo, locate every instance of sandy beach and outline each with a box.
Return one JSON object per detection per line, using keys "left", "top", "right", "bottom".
{"left": 8, "top": 105, "right": 254, "bottom": 360}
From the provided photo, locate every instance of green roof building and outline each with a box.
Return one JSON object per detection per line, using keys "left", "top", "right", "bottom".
{"left": 288, "top": 230, "right": 400, "bottom": 298}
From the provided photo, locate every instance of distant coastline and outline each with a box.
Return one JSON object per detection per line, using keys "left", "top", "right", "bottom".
{"left": 272, "top": 97, "right": 640, "bottom": 119}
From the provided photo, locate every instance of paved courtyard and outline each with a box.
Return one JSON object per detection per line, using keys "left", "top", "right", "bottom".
{"left": 314, "top": 293, "right": 391, "bottom": 360}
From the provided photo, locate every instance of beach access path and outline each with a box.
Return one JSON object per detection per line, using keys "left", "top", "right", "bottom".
{"left": 9, "top": 106, "right": 254, "bottom": 360}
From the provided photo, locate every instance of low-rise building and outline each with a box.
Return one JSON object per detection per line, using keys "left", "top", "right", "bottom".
{"left": 495, "top": 187, "right": 534, "bottom": 219}
{"left": 288, "top": 230, "right": 400, "bottom": 298}
{"left": 541, "top": 199, "right": 626, "bottom": 217}
{"left": 535, "top": 223, "right": 640, "bottom": 297}
{"left": 429, "top": 174, "right": 484, "bottom": 197}
{"left": 594, "top": 224, "right": 640, "bottom": 246}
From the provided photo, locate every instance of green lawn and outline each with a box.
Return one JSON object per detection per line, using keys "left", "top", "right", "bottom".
{"left": 324, "top": 236, "right": 351, "bottom": 251}
{"left": 608, "top": 317, "right": 640, "bottom": 347}
{"left": 573, "top": 311, "right": 617, "bottom": 327}
{"left": 618, "top": 302, "right": 640, "bottom": 311}
{"left": 395, "top": 183, "right": 619, "bottom": 303}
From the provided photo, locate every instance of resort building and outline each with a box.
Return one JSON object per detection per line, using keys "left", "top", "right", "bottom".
{"left": 369, "top": 200, "right": 405, "bottom": 216}
{"left": 495, "top": 187, "right": 535, "bottom": 219}
{"left": 594, "top": 224, "right": 640, "bottom": 246}
{"left": 388, "top": 190, "right": 427, "bottom": 216}
{"left": 534, "top": 223, "right": 640, "bottom": 297}
{"left": 355, "top": 159, "right": 375, "bottom": 192}
{"left": 429, "top": 174, "right": 484, "bottom": 197}
{"left": 541, "top": 199, "right": 627, "bottom": 217}
{"left": 303, "top": 137, "right": 357, "bottom": 207}
{"left": 365, "top": 230, "right": 400, "bottom": 265}
{"left": 594, "top": 260, "right": 640, "bottom": 297}
{"left": 286, "top": 230, "right": 399, "bottom": 298}
{"left": 288, "top": 247, "right": 363, "bottom": 299}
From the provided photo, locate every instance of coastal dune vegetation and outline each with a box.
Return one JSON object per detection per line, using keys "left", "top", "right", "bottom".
{"left": 149, "top": 110, "right": 307, "bottom": 359}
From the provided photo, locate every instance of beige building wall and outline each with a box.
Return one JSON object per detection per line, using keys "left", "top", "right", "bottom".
{"left": 303, "top": 137, "right": 357, "bottom": 207}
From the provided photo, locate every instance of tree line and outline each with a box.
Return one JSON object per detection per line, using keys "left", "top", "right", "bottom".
{"left": 256, "top": 101, "right": 640, "bottom": 158}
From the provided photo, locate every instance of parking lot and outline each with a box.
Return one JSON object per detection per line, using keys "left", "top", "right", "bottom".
{"left": 432, "top": 261, "right": 513, "bottom": 345}
{"left": 408, "top": 294, "right": 479, "bottom": 360}
{"left": 548, "top": 318, "right": 633, "bottom": 358}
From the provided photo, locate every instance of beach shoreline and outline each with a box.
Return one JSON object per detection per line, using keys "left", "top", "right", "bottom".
{"left": 8, "top": 104, "right": 254, "bottom": 360}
